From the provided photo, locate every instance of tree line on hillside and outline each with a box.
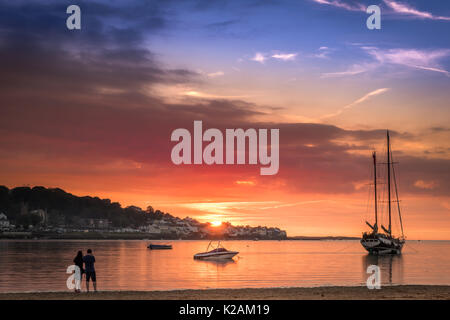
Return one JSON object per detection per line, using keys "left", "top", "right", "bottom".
{"left": 0, "top": 186, "right": 175, "bottom": 229}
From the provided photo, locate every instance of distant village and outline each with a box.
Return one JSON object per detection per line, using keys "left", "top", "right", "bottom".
{"left": 0, "top": 209, "right": 287, "bottom": 240}
{"left": 0, "top": 186, "right": 287, "bottom": 240}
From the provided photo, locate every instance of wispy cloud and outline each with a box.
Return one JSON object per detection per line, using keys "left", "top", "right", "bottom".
{"left": 363, "top": 47, "right": 450, "bottom": 76}
{"left": 235, "top": 180, "right": 256, "bottom": 186}
{"left": 312, "top": 0, "right": 450, "bottom": 20}
{"left": 414, "top": 180, "right": 438, "bottom": 190}
{"left": 412, "top": 65, "right": 450, "bottom": 76}
{"left": 259, "top": 200, "right": 328, "bottom": 210}
{"left": 311, "top": 0, "right": 365, "bottom": 12}
{"left": 383, "top": 0, "right": 450, "bottom": 21}
{"left": 313, "top": 46, "right": 333, "bottom": 59}
{"left": 323, "top": 47, "right": 450, "bottom": 77}
{"left": 178, "top": 201, "right": 279, "bottom": 215}
{"left": 321, "top": 62, "right": 378, "bottom": 77}
{"left": 250, "top": 52, "right": 298, "bottom": 63}
{"left": 207, "top": 71, "right": 225, "bottom": 78}
{"left": 182, "top": 90, "right": 248, "bottom": 99}
{"left": 250, "top": 52, "right": 267, "bottom": 63}
{"left": 321, "top": 88, "right": 390, "bottom": 119}
{"left": 272, "top": 53, "right": 298, "bottom": 61}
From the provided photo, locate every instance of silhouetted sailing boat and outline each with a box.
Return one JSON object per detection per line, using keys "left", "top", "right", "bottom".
{"left": 361, "top": 130, "right": 405, "bottom": 255}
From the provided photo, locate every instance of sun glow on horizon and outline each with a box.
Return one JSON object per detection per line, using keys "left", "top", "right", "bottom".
{"left": 210, "top": 221, "right": 223, "bottom": 227}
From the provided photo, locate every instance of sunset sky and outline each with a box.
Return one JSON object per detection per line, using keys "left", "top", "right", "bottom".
{"left": 0, "top": 0, "right": 449, "bottom": 239}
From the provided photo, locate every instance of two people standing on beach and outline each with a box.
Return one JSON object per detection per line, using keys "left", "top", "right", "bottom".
{"left": 72, "top": 248, "right": 97, "bottom": 293}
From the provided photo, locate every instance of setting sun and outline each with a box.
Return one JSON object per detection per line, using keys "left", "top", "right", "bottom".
{"left": 210, "top": 221, "right": 223, "bottom": 227}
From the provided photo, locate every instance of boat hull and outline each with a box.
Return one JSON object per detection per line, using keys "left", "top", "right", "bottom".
{"left": 148, "top": 244, "right": 172, "bottom": 250}
{"left": 361, "top": 235, "right": 404, "bottom": 255}
{"left": 194, "top": 251, "right": 238, "bottom": 260}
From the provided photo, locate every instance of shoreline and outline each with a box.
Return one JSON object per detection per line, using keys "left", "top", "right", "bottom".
{"left": 1, "top": 285, "right": 449, "bottom": 300}
{"left": 0, "top": 238, "right": 360, "bottom": 241}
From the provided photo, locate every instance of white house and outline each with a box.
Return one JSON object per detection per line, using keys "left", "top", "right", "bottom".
{"left": 183, "top": 223, "right": 198, "bottom": 233}
{"left": 0, "top": 213, "right": 10, "bottom": 229}
{"left": 141, "top": 224, "right": 162, "bottom": 234}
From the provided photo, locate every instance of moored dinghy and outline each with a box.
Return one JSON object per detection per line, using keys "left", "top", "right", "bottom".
{"left": 194, "top": 241, "right": 238, "bottom": 260}
{"left": 148, "top": 243, "right": 173, "bottom": 250}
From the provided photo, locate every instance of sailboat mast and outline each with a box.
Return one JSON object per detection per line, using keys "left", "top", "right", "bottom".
{"left": 387, "top": 130, "right": 392, "bottom": 235}
{"left": 373, "top": 152, "right": 378, "bottom": 230}
{"left": 391, "top": 151, "right": 405, "bottom": 239}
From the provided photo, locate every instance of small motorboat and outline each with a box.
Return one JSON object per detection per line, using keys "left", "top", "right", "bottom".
{"left": 194, "top": 241, "right": 238, "bottom": 260}
{"left": 148, "top": 243, "right": 172, "bottom": 250}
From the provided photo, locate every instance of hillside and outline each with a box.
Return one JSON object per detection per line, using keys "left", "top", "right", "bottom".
{"left": 0, "top": 186, "right": 287, "bottom": 240}
{"left": 0, "top": 185, "right": 179, "bottom": 228}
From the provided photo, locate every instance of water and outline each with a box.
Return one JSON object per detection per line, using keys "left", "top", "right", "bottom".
{"left": 0, "top": 240, "right": 449, "bottom": 293}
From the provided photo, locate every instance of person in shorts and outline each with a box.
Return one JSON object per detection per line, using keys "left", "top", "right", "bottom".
{"left": 83, "top": 248, "right": 97, "bottom": 292}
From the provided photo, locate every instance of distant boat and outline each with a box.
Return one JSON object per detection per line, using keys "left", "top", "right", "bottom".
{"left": 148, "top": 243, "right": 172, "bottom": 250}
{"left": 194, "top": 241, "right": 238, "bottom": 260}
{"left": 361, "top": 130, "right": 405, "bottom": 255}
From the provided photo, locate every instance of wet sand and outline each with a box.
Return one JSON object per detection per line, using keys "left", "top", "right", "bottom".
{"left": 0, "top": 285, "right": 449, "bottom": 300}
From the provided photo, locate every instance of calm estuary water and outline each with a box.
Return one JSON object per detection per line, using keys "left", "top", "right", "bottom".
{"left": 0, "top": 240, "right": 449, "bottom": 292}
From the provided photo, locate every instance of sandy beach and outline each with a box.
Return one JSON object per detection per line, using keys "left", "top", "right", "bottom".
{"left": 0, "top": 285, "right": 449, "bottom": 300}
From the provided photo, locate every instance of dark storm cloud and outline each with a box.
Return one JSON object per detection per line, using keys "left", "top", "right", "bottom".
{"left": 430, "top": 127, "right": 450, "bottom": 133}
{"left": 0, "top": 0, "right": 173, "bottom": 49}
{"left": 0, "top": 0, "right": 197, "bottom": 95}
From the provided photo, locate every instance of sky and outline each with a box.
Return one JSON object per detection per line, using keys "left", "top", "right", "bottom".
{"left": 0, "top": 0, "right": 449, "bottom": 239}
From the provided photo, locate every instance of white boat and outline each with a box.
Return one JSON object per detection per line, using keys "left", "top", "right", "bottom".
{"left": 194, "top": 241, "right": 239, "bottom": 260}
